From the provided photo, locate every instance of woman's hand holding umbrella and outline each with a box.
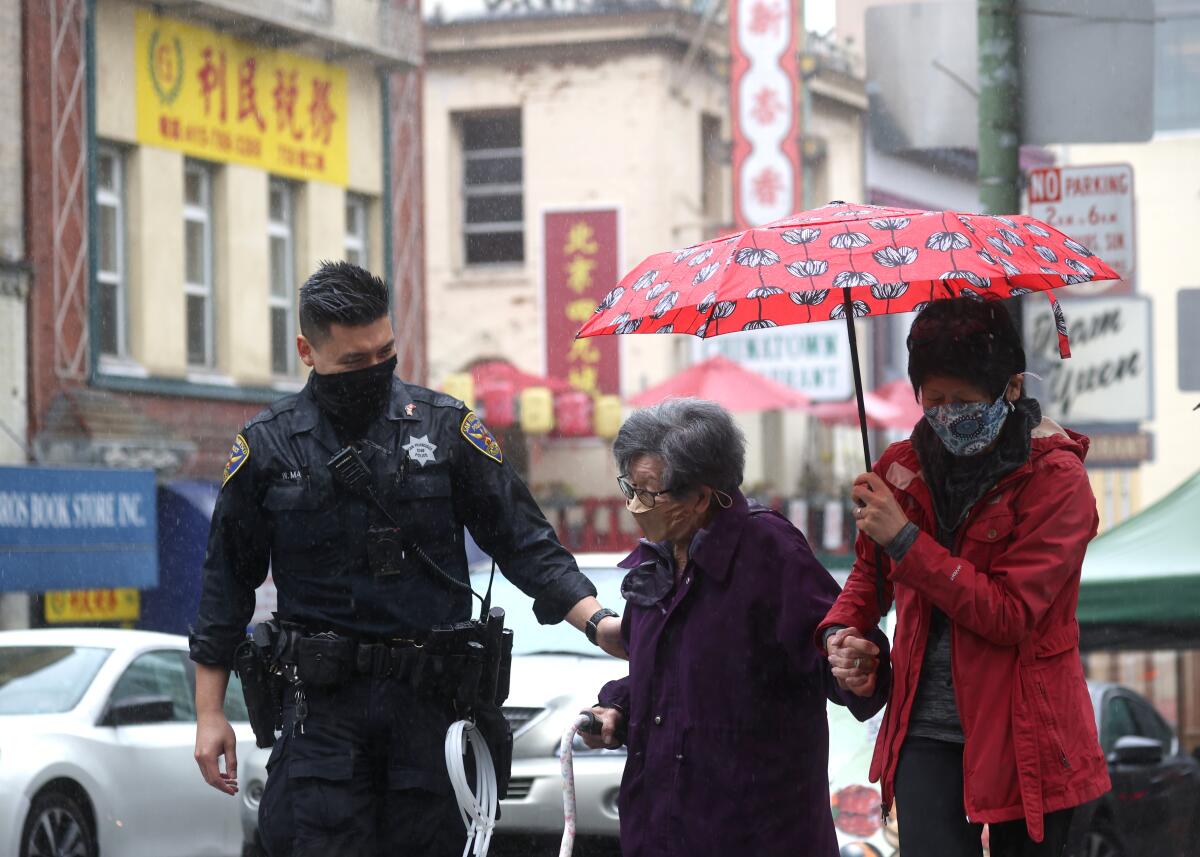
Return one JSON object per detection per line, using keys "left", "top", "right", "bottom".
{"left": 851, "top": 472, "right": 910, "bottom": 547}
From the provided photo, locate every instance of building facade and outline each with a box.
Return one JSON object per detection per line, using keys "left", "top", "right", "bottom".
{"left": 12, "top": 0, "right": 424, "bottom": 629}
{"left": 422, "top": 0, "right": 868, "bottom": 503}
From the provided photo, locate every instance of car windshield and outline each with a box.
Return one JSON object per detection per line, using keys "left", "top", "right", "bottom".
{"left": 470, "top": 565, "right": 627, "bottom": 657}
{"left": 0, "top": 646, "right": 113, "bottom": 715}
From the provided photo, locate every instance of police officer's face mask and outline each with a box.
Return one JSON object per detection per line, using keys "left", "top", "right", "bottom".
{"left": 311, "top": 354, "right": 397, "bottom": 433}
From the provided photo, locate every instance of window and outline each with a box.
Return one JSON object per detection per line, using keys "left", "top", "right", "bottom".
{"left": 1101, "top": 695, "right": 1140, "bottom": 754}
{"left": 268, "top": 179, "right": 296, "bottom": 375}
{"left": 1129, "top": 696, "right": 1176, "bottom": 755}
{"left": 700, "top": 113, "right": 723, "bottom": 223}
{"left": 184, "top": 161, "right": 215, "bottom": 368}
{"left": 96, "top": 145, "right": 126, "bottom": 357}
{"left": 108, "top": 650, "right": 195, "bottom": 722}
{"left": 345, "top": 194, "right": 369, "bottom": 268}
{"left": 461, "top": 112, "right": 524, "bottom": 265}
{"left": 1155, "top": 15, "right": 1200, "bottom": 132}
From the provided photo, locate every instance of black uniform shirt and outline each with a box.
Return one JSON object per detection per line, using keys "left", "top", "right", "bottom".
{"left": 189, "top": 375, "right": 596, "bottom": 669}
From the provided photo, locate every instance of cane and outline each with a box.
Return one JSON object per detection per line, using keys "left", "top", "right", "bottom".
{"left": 559, "top": 711, "right": 605, "bottom": 857}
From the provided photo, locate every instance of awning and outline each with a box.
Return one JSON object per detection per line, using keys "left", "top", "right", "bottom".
{"left": 1078, "top": 469, "right": 1200, "bottom": 651}
{"left": 628, "top": 355, "right": 813, "bottom": 412}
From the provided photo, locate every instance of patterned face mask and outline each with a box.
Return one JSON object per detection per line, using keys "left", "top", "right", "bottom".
{"left": 923, "top": 395, "right": 1013, "bottom": 457}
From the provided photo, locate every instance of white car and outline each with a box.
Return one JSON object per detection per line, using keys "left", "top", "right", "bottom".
{"left": 0, "top": 628, "right": 257, "bottom": 857}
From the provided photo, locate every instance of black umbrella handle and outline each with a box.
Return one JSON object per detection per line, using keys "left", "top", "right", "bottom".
{"left": 842, "top": 287, "right": 889, "bottom": 617}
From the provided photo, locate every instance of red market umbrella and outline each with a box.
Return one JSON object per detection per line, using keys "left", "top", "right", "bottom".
{"left": 578, "top": 201, "right": 1119, "bottom": 608}
{"left": 814, "top": 380, "right": 923, "bottom": 432}
{"left": 628, "top": 355, "right": 813, "bottom": 412}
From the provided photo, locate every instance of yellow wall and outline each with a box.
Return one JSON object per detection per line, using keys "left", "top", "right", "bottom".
{"left": 95, "top": 0, "right": 384, "bottom": 387}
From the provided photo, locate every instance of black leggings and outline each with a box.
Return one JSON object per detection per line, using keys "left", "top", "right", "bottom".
{"left": 895, "top": 737, "right": 1075, "bottom": 857}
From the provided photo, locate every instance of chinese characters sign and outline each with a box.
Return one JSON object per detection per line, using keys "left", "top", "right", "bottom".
{"left": 730, "top": 0, "right": 801, "bottom": 227}
{"left": 544, "top": 210, "right": 621, "bottom": 395}
{"left": 45, "top": 589, "right": 140, "bottom": 624}
{"left": 135, "top": 10, "right": 348, "bottom": 186}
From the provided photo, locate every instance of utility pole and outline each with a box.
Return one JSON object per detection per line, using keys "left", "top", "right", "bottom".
{"left": 977, "top": 0, "right": 1024, "bottom": 332}
{"left": 977, "top": 0, "right": 1020, "bottom": 217}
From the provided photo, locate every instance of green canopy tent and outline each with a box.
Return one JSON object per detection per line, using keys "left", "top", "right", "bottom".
{"left": 1078, "top": 469, "right": 1200, "bottom": 651}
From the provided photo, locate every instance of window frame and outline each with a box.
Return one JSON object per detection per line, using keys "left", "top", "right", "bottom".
{"left": 96, "top": 144, "right": 128, "bottom": 359}
{"left": 268, "top": 178, "right": 297, "bottom": 376}
{"left": 183, "top": 160, "right": 216, "bottom": 369}
{"left": 345, "top": 193, "right": 370, "bottom": 268}
{"left": 460, "top": 112, "right": 525, "bottom": 266}
{"left": 105, "top": 649, "right": 196, "bottom": 724}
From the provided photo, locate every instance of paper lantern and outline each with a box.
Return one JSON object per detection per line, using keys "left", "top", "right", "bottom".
{"left": 519, "top": 386, "right": 554, "bottom": 434}
{"left": 480, "top": 380, "right": 516, "bottom": 428}
{"left": 441, "top": 372, "right": 475, "bottom": 408}
{"left": 554, "top": 392, "right": 593, "bottom": 437}
{"left": 593, "top": 395, "right": 622, "bottom": 440}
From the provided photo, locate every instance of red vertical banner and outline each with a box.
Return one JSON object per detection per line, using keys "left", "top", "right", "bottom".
{"left": 544, "top": 210, "right": 621, "bottom": 395}
{"left": 730, "top": 0, "right": 801, "bottom": 229}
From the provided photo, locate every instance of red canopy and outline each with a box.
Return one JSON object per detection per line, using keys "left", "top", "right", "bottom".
{"left": 470, "top": 359, "right": 572, "bottom": 394}
{"left": 813, "top": 378, "right": 923, "bottom": 431}
{"left": 627, "top": 355, "right": 812, "bottom": 412}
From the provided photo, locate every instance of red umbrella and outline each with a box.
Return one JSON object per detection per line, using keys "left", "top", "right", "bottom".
{"left": 628, "top": 355, "right": 812, "bottom": 412}
{"left": 578, "top": 201, "right": 1119, "bottom": 468}
{"left": 578, "top": 201, "right": 1119, "bottom": 609}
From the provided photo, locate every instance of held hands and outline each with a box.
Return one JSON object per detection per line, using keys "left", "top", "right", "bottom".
{"left": 194, "top": 711, "right": 239, "bottom": 795}
{"left": 826, "top": 627, "right": 881, "bottom": 699}
{"left": 850, "top": 472, "right": 909, "bottom": 547}
{"left": 580, "top": 706, "right": 626, "bottom": 750}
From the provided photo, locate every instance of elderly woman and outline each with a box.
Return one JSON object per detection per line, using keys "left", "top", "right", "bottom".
{"left": 582, "top": 398, "right": 890, "bottom": 857}
{"left": 821, "top": 298, "right": 1110, "bottom": 857}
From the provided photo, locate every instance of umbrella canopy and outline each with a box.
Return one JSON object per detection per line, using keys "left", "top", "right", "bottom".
{"left": 577, "top": 201, "right": 1117, "bottom": 361}
{"left": 627, "top": 355, "right": 812, "bottom": 412}
{"left": 1078, "top": 470, "right": 1200, "bottom": 651}
{"left": 813, "top": 379, "right": 924, "bottom": 431}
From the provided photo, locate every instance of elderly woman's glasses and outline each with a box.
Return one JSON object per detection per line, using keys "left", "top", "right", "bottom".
{"left": 616, "top": 475, "right": 672, "bottom": 509}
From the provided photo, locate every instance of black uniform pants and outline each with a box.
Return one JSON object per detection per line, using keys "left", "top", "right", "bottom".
{"left": 895, "top": 737, "right": 1075, "bottom": 857}
{"left": 258, "top": 675, "right": 467, "bottom": 857}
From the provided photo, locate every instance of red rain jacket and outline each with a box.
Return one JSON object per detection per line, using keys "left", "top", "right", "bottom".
{"left": 819, "top": 419, "right": 1111, "bottom": 842}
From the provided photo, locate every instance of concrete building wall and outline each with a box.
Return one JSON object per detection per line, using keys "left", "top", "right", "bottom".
{"left": 425, "top": 28, "right": 868, "bottom": 496}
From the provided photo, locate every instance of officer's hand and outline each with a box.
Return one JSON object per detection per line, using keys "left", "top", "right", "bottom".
{"left": 195, "top": 712, "right": 239, "bottom": 795}
{"left": 596, "top": 616, "right": 628, "bottom": 660}
{"left": 580, "top": 706, "right": 625, "bottom": 750}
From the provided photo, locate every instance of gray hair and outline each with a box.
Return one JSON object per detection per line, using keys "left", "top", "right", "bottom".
{"left": 613, "top": 398, "right": 746, "bottom": 495}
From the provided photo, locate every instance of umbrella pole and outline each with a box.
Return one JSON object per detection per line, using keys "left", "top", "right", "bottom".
{"left": 841, "top": 288, "right": 888, "bottom": 616}
{"left": 841, "top": 288, "right": 873, "bottom": 472}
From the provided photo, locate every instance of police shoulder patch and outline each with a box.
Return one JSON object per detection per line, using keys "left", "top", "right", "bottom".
{"left": 222, "top": 434, "right": 250, "bottom": 486}
{"left": 460, "top": 412, "right": 503, "bottom": 464}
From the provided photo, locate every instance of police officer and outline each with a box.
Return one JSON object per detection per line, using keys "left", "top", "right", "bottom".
{"left": 190, "top": 261, "right": 624, "bottom": 857}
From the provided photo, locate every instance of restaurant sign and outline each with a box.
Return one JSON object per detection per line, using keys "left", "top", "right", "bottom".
{"left": 135, "top": 10, "right": 349, "bottom": 185}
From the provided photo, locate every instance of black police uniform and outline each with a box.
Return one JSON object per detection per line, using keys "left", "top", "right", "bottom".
{"left": 189, "top": 374, "right": 596, "bottom": 857}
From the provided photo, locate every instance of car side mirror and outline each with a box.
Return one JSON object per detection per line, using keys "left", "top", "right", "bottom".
{"left": 1109, "top": 735, "right": 1164, "bottom": 766}
{"left": 104, "top": 694, "right": 177, "bottom": 726}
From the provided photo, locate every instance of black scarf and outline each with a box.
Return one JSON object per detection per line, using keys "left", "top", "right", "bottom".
{"left": 913, "top": 396, "right": 1042, "bottom": 548}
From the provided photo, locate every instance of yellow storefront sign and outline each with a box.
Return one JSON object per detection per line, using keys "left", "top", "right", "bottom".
{"left": 134, "top": 10, "right": 348, "bottom": 186}
{"left": 45, "top": 589, "right": 141, "bottom": 624}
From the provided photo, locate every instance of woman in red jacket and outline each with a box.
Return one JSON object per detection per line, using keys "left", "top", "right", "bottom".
{"left": 820, "top": 297, "right": 1109, "bottom": 857}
